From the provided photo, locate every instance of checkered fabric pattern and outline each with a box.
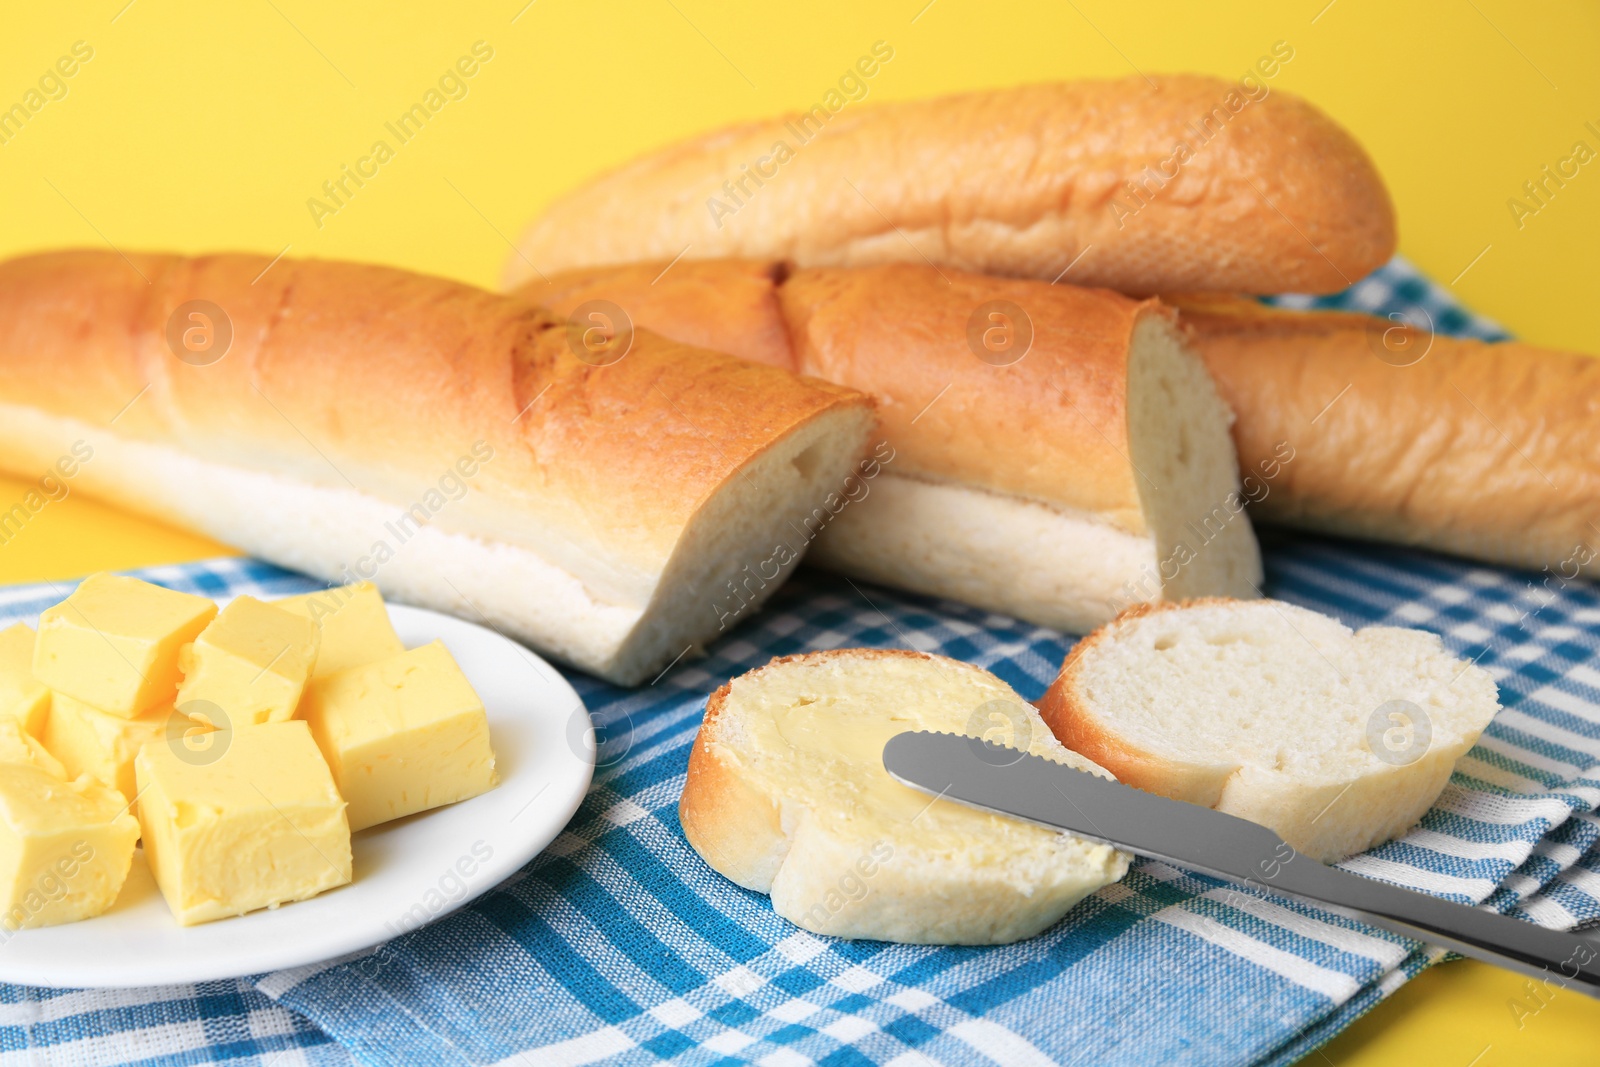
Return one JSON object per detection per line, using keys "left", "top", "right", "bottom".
{"left": 1, "top": 258, "right": 1596, "bottom": 1066}
{"left": 1262, "top": 253, "right": 1512, "bottom": 341}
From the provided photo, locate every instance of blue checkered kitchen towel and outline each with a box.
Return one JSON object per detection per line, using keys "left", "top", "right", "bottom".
{"left": 3, "top": 258, "right": 1598, "bottom": 1067}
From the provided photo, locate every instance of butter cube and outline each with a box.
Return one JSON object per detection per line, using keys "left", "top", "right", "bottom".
{"left": 42, "top": 693, "right": 168, "bottom": 805}
{"left": 175, "top": 596, "right": 319, "bottom": 728}
{"left": 135, "top": 720, "right": 351, "bottom": 925}
{"left": 301, "top": 641, "right": 497, "bottom": 832}
{"left": 0, "top": 720, "right": 66, "bottom": 779}
{"left": 0, "top": 624, "right": 49, "bottom": 736}
{"left": 34, "top": 574, "right": 216, "bottom": 716}
{"left": 274, "top": 583, "right": 404, "bottom": 678}
{"left": 0, "top": 763, "right": 139, "bottom": 930}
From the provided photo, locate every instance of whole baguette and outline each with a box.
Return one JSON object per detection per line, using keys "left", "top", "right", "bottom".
{"left": 507, "top": 75, "right": 1395, "bottom": 295}
{"left": 520, "top": 261, "right": 1263, "bottom": 631}
{"left": 0, "top": 250, "right": 876, "bottom": 684}
{"left": 1175, "top": 295, "right": 1600, "bottom": 577}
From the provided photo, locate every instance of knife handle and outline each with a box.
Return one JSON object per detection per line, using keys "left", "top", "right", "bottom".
{"left": 1266, "top": 853, "right": 1600, "bottom": 996}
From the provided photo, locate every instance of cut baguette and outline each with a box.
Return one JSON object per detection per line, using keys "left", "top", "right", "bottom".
{"left": 520, "top": 261, "right": 1264, "bottom": 632}
{"left": 0, "top": 250, "right": 876, "bottom": 685}
{"left": 680, "top": 649, "right": 1130, "bottom": 945}
{"left": 1175, "top": 294, "right": 1600, "bottom": 578}
{"left": 1038, "top": 598, "right": 1501, "bottom": 862}
{"left": 507, "top": 76, "right": 1395, "bottom": 295}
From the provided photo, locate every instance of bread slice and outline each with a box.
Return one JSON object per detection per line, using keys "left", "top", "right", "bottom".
{"left": 1038, "top": 599, "right": 1501, "bottom": 862}
{"left": 680, "top": 649, "right": 1130, "bottom": 945}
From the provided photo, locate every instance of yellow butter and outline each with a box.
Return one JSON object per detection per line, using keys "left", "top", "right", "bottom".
{"left": 42, "top": 692, "right": 168, "bottom": 805}
{"left": 0, "top": 624, "right": 49, "bottom": 736}
{"left": 301, "top": 641, "right": 497, "bottom": 832}
{"left": 0, "top": 762, "right": 139, "bottom": 931}
{"left": 34, "top": 574, "right": 216, "bottom": 717}
{"left": 134, "top": 719, "right": 352, "bottom": 925}
{"left": 176, "top": 596, "right": 319, "bottom": 728}
{"left": 0, "top": 719, "right": 67, "bottom": 779}
{"left": 274, "top": 583, "right": 404, "bottom": 679}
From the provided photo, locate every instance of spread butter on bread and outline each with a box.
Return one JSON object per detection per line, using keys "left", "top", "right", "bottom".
{"left": 681, "top": 649, "right": 1130, "bottom": 944}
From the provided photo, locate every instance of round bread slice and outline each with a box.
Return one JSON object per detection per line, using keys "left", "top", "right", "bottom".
{"left": 1038, "top": 599, "right": 1501, "bottom": 862}
{"left": 680, "top": 649, "right": 1130, "bottom": 945}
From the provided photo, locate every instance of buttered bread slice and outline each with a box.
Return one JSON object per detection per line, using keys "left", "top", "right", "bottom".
{"left": 1039, "top": 598, "right": 1501, "bottom": 862}
{"left": 680, "top": 649, "right": 1129, "bottom": 945}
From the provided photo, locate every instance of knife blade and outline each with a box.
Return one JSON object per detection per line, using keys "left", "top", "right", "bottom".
{"left": 882, "top": 730, "right": 1600, "bottom": 996}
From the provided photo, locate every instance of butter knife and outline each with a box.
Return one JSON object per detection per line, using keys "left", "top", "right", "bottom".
{"left": 882, "top": 730, "right": 1600, "bottom": 996}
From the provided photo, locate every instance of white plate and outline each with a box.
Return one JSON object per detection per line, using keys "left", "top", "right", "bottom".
{"left": 0, "top": 601, "right": 594, "bottom": 989}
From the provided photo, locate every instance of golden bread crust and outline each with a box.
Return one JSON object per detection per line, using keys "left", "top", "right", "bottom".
{"left": 508, "top": 75, "right": 1395, "bottom": 295}
{"left": 1174, "top": 296, "right": 1600, "bottom": 574}
{"left": 520, "top": 261, "right": 1166, "bottom": 533}
{"left": 0, "top": 250, "right": 870, "bottom": 582}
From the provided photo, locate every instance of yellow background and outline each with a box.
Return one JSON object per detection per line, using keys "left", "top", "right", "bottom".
{"left": 3, "top": 2, "right": 1599, "bottom": 1063}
